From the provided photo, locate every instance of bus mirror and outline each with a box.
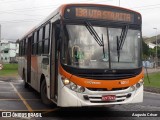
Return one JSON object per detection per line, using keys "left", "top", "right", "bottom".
{"left": 42, "top": 58, "right": 49, "bottom": 65}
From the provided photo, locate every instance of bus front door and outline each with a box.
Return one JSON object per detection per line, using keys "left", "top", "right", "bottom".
{"left": 50, "top": 23, "right": 58, "bottom": 101}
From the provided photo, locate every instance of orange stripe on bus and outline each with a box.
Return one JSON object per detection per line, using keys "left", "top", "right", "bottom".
{"left": 59, "top": 65, "right": 144, "bottom": 90}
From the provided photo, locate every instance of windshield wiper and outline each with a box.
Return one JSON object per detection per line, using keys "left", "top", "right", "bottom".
{"left": 84, "top": 21, "right": 106, "bottom": 58}
{"left": 117, "top": 25, "right": 129, "bottom": 62}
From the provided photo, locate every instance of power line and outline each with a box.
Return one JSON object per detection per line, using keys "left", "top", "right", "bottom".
{"left": 0, "top": 11, "right": 45, "bottom": 17}
{"left": 131, "top": 3, "right": 160, "bottom": 9}
{"left": 0, "top": 19, "right": 42, "bottom": 24}
{"left": 0, "top": 0, "right": 28, "bottom": 4}
{"left": 2, "top": 1, "right": 160, "bottom": 24}
{"left": 0, "top": 6, "right": 55, "bottom": 13}
{"left": 134, "top": 6, "right": 160, "bottom": 11}
{"left": 1, "top": 1, "right": 160, "bottom": 12}
{"left": 0, "top": 0, "right": 110, "bottom": 13}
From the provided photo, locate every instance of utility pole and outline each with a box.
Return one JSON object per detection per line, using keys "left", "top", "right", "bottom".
{"left": 153, "top": 28, "right": 158, "bottom": 69}
{"left": 0, "top": 24, "right": 1, "bottom": 63}
{"left": 119, "top": 0, "right": 120, "bottom": 6}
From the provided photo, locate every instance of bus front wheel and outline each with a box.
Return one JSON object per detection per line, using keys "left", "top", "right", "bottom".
{"left": 40, "top": 80, "right": 52, "bottom": 105}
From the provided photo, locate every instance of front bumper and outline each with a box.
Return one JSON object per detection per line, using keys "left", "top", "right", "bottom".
{"left": 57, "top": 78, "right": 143, "bottom": 107}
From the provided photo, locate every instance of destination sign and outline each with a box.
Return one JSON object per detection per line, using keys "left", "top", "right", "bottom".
{"left": 75, "top": 8, "right": 132, "bottom": 22}
{"left": 64, "top": 5, "right": 141, "bottom": 24}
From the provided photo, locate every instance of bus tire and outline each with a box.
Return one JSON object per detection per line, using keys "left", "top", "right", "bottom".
{"left": 40, "top": 79, "right": 52, "bottom": 105}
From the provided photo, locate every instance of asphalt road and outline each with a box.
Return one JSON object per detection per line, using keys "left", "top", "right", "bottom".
{"left": 0, "top": 78, "right": 159, "bottom": 120}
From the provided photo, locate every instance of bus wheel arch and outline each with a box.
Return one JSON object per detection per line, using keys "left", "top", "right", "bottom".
{"left": 40, "top": 74, "right": 52, "bottom": 105}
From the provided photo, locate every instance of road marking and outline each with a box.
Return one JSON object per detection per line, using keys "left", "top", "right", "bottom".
{"left": 0, "top": 92, "right": 34, "bottom": 93}
{"left": 0, "top": 99, "right": 41, "bottom": 101}
{"left": 10, "top": 82, "right": 33, "bottom": 112}
{"left": 144, "top": 91, "right": 160, "bottom": 95}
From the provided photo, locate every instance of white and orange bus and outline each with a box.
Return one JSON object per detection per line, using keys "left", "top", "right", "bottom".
{"left": 18, "top": 4, "right": 144, "bottom": 107}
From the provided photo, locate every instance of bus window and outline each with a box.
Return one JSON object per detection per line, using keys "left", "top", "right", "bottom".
{"left": 44, "top": 24, "right": 50, "bottom": 54}
{"left": 31, "top": 34, "right": 34, "bottom": 55}
{"left": 44, "top": 39, "right": 49, "bottom": 54}
{"left": 25, "top": 39, "right": 28, "bottom": 55}
{"left": 19, "top": 41, "right": 21, "bottom": 56}
{"left": 23, "top": 39, "right": 26, "bottom": 55}
{"left": 45, "top": 24, "right": 50, "bottom": 39}
{"left": 39, "top": 28, "right": 43, "bottom": 41}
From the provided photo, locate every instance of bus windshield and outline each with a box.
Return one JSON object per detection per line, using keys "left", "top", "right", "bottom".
{"left": 62, "top": 24, "right": 141, "bottom": 69}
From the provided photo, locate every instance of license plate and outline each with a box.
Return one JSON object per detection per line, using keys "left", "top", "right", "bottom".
{"left": 102, "top": 95, "right": 116, "bottom": 101}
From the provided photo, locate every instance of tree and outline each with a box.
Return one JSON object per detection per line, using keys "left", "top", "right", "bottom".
{"left": 156, "top": 46, "right": 160, "bottom": 58}
{"left": 150, "top": 46, "right": 160, "bottom": 58}
{"left": 142, "top": 40, "right": 150, "bottom": 59}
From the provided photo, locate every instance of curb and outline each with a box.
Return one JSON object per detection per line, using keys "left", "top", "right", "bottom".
{"left": 144, "top": 91, "right": 160, "bottom": 95}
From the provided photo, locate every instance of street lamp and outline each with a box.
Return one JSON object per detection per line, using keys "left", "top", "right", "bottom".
{"left": 153, "top": 28, "right": 158, "bottom": 69}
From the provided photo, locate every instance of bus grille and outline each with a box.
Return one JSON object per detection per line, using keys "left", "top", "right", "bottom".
{"left": 87, "top": 87, "right": 129, "bottom": 91}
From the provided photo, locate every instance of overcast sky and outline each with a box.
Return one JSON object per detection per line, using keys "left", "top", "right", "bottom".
{"left": 0, "top": 0, "right": 160, "bottom": 41}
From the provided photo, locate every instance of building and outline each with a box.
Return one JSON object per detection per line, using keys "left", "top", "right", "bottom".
{"left": 0, "top": 39, "right": 19, "bottom": 63}
{"left": 148, "top": 42, "right": 156, "bottom": 49}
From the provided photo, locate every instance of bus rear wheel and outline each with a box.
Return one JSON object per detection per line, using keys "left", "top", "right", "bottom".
{"left": 40, "top": 80, "right": 52, "bottom": 106}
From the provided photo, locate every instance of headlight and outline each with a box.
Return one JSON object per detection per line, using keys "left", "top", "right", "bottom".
{"left": 130, "top": 86, "right": 136, "bottom": 91}
{"left": 70, "top": 83, "right": 77, "bottom": 90}
{"left": 136, "top": 83, "right": 141, "bottom": 88}
{"left": 139, "top": 79, "right": 144, "bottom": 84}
{"left": 61, "top": 76, "right": 85, "bottom": 93}
{"left": 136, "top": 79, "right": 143, "bottom": 89}
{"left": 130, "top": 79, "right": 143, "bottom": 91}
{"left": 62, "top": 77, "right": 70, "bottom": 85}
{"left": 78, "top": 86, "right": 85, "bottom": 93}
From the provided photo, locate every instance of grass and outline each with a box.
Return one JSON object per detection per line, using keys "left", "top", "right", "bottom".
{"left": 144, "top": 72, "right": 160, "bottom": 88}
{"left": 0, "top": 64, "right": 18, "bottom": 77}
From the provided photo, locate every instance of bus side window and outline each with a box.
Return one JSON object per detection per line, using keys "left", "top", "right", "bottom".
{"left": 25, "top": 39, "right": 28, "bottom": 55}
{"left": 34, "top": 31, "right": 38, "bottom": 55}
{"left": 44, "top": 23, "right": 50, "bottom": 54}
{"left": 23, "top": 39, "right": 26, "bottom": 56}
{"left": 36, "top": 30, "right": 39, "bottom": 55}
{"left": 38, "top": 28, "right": 43, "bottom": 55}
{"left": 19, "top": 41, "right": 21, "bottom": 56}
{"left": 20, "top": 41, "right": 22, "bottom": 56}
{"left": 21, "top": 40, "right": 23, "bottom": 56}
{"left": 31, "top": 34, "right": 34, "bottom": 55}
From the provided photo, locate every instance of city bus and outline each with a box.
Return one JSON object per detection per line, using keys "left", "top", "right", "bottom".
{"left": 18, "top": 4, "right": 144, "bottom": 107}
